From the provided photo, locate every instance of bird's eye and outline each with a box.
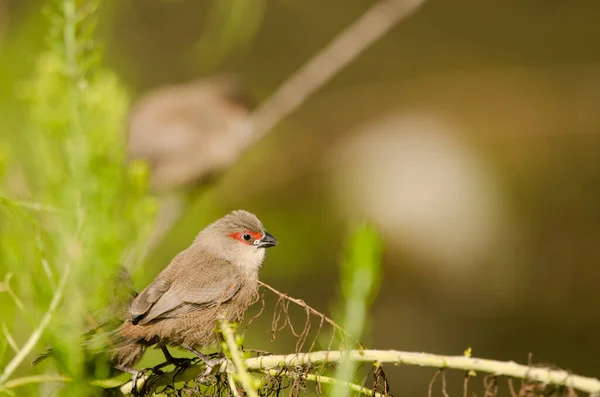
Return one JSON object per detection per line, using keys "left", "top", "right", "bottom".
{"left": 242, "top": 233, "right": 252, "bottom": 241}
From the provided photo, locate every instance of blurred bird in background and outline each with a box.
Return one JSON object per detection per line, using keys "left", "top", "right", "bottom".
{"left": 127, "top": 74, "right": 255, "bottom": 193}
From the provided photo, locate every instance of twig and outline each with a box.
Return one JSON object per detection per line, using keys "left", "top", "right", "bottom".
{"left": 0, "top": 195, "right": 66, "bottom": 214}
{"left": 220, "top": 320, "right": 259, "bottom": 397}
{"left": 3, "top": 375, "right": 72, "bottom": 389}
{"left": 1, "top": 324, "right": 19, "bottom": 354}
{"left": 0, "top": 374, "right": 123, "bottom": 391}
{"left": 260, "top": 369, "right": 385, "bottom": 397}
{"left": 227, "top": 372, "right": 242, "bottom": 397}
{"left": 0, "top": 267, "right": 70, "bottom": 386}
{"left": 0, "top": 274, "right": 25, "bottom": 312}
{"left": 257, "top": 280, "right": 364, "bottom": 349}
{"left": 36, "top": 233, "right": 56, "bottom": 290}
{"left": 250, "top": 0, "right": 426, "bottom": 140}
{"left": 119, "top": 349, "right": 600, "bottom": 395}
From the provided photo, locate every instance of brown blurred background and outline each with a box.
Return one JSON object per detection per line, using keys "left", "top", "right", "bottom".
{"left": 2, "top": 0, "right": 600, "bottom": 395}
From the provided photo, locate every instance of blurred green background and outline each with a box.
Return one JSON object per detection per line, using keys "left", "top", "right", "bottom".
{"left": 1, "top": 0, "right": 600, "bottom": 395}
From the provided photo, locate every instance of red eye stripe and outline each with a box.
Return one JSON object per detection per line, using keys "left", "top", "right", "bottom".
{"left": 229, "top": 230, "right": 263, "bottom": 244}
{"left": 247, "top": 231, "right": 263, "bottom": 240}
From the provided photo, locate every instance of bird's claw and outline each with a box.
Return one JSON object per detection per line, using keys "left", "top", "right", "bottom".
{"left": 203, "top": 353, "right": 226, "bottom": 368}
{"left": 196, "top": 354, "right": 227, "bottom": 384}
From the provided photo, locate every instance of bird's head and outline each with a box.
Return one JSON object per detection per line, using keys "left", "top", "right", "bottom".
{"left": 197, "top": 210, "right": 278, "bottom": 274}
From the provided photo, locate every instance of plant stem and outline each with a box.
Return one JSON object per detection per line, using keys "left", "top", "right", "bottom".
{"left": 0, "top": 267, "right": 70, "bottom": 386}
{"left": 119, "top": 349, "right": 600, "bottom": 395}
{"left": 220, "top": 321, "right": 259, "bottom": 397}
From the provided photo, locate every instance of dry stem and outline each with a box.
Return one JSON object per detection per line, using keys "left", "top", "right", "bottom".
{"left": 118, "top": 349, "right": 600, "bottom": 396}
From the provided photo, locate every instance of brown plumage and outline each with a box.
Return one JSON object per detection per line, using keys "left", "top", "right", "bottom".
{"left": 111, "top": 210, "right": 277, "bottom": 369}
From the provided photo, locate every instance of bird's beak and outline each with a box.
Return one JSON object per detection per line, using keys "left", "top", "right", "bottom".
{"left": 254, "top": 231, "right": 278, "bottom": 248}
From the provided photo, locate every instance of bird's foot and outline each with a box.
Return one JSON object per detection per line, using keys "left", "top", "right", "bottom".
{"left": 184, "top": 347, "right": 227, "bottom": 384}
{"left": 115, "top": 366, "right": 145, "bottom": 397}
{"left": 115, "top": 365, "right": 144, "bottom": 395}
{"left": 185, "top": 347, "right": 226, "bottom": 367}
{"left": 197, "top": 358, "right": 226, "bottom": 385}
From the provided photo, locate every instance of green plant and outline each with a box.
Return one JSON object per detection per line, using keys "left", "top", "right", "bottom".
{"left": 332, "top": 222, "right": 383, "bottom": 397}
{"left": 0, "top": 0, "right": 155, "bottom": 394}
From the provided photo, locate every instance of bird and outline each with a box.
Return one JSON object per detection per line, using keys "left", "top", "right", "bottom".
{"left": 110, "top": 209, "right": 278, "bottom": 373}
{"left": 126, "top": 74, "right": 256, "bottom": 193}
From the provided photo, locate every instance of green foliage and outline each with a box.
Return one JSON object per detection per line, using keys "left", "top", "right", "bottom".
{"left": 0, "top": 0, "right": 155, "bottom": 394}
{"left": 332, "top": 222, "right": 383, "bottom": 397}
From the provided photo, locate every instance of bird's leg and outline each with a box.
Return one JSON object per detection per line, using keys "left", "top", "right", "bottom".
{"left": 159, "top": 346, "right": 193, "bottom": 367}
{"left": 115, "top": 365, "right": 146, "bottom": 396}
{"left": 184, "top": 346, "right": 225, "bottom": 366}
{"left": 184, "top": 346, "right": 227, "bottom": 382}
{"left": 115, "top": 364, "right": 139, "bottom": 375}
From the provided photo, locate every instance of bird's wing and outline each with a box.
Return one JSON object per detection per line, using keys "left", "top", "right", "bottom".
{"left": 131, "top": 253, "right": 243, "bottom": 325}
{"left": 130, "top": 277, "right": 171, "bottom": 324}
{"left": 140, "top": 277, "right": 242, "bottom": 322}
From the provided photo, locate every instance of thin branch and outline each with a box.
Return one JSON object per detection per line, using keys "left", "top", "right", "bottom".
{"left": 3, "top": 375, "right": 72, "bottom": 389}
{"left": 119, "top": 349, "right": 600, "bottom": 395}
{"left": 1, "top": 324, "right": 19, "bottom": 354}
{"left": 220, "top": 320, "right": 259, "bottom": 397}
{"left": 247, "top": 350, "right": 600, "bottom": 394}
{"left": 0, "top": 374, "right": 122, "bottom": 392}
{"left": 228, "top": 371, "right": 242, "bottom": 397}
{"left": 0, "top": 195, "right": 66, "bottom": 214}
{"left": 0, "top": 267, "right": 70, "bottom": 386}
{"left": 249, "top": 0, "right": 426, "bottom": 141}
{"left": 0, "top": 274, "right": 25, "bottom": 312}
{"left": 35, "top": 233, "right": 56, "bottom": 290}
{"left": 257, "top": 280, "right": 364, "bottom": 349}
{"left": 260, "top": 369, "right": 385, "bottom": 397}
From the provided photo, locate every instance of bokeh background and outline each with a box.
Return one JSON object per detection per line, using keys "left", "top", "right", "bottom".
{"left": 1, "top": 0, "right": 600, "bottom": 395}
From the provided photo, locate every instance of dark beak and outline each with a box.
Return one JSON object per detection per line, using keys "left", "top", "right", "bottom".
{"left": 255, "top": 231, "right": 278, "bottom": 248}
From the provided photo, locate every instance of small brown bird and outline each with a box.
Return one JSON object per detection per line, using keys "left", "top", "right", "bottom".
{"left": 127, "top": 75, "right": 255, "bottom": 192}
{"left": 111, "top": 210, "right": 277, "bottom": 372}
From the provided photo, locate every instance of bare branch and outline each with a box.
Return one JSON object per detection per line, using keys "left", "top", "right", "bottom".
{"left": 118, "top": 349, "right": 600, "bottom": 396}
{"left": 257, "top": 280, "right": 364, "bottom": 349}
{"left": 250, "top": 0, "right": 426, "bottom": 141}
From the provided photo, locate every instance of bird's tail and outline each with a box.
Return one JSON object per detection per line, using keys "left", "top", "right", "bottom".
{"left": 108, "top": 337, "right": 146, "bottom": 369}
{"left": 31, "top": 265, "right": 139, "bottom": 369}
